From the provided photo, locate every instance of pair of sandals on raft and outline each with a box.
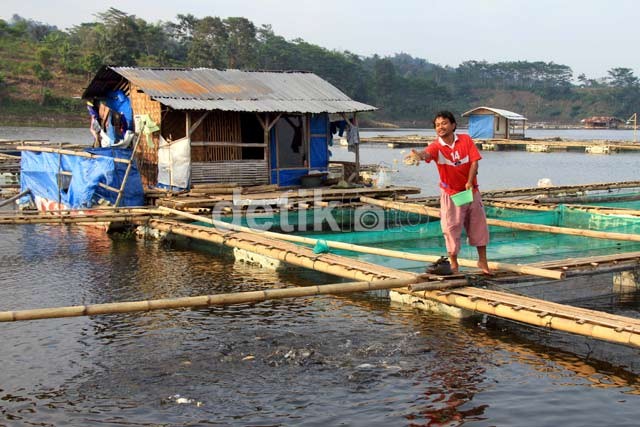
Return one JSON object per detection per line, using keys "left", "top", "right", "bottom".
{"left": 425, "top": 256, "right": 493, "bottom": 276}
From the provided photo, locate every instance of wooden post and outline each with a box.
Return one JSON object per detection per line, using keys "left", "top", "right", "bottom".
{"left": 340, "top": 112, "right": 360, "bottom": 182}
{"left": 114, "top": 131, "right": 144, "bottom": 207}
{"left": 354, "top": 112, "right": 360, "bottom": 180}
{"left": 257, "top": 113, "right": 281, "bottom": 186}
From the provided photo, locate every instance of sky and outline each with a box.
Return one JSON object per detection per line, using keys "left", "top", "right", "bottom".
{"left": 1, "top": 0, "right": 638, "bottom": 80}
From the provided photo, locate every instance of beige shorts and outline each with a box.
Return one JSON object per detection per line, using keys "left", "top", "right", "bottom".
{"left": 439, "top": 189, "right": 490, "bottom": 255}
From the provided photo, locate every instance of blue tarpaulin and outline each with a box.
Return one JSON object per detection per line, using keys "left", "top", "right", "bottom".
{"left": 309, "top": 114, "right": 329, "bottom": 169}
{"left": 468, "top": 115, "right": 494, "bottom": 139}
{"left": 270, "top": 113, "right": 329, "bottom": 185}
{"left": 20, "top": 148, "right": 144, "bottom": 208}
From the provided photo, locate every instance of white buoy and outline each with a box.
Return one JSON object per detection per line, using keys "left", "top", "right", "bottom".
{"left": 537, "top": 178, "right": 553, "bottom": 187}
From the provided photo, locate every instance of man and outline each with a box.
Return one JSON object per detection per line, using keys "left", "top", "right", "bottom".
{"left": 405, "top": 111, "right": 491, "bottom": 274}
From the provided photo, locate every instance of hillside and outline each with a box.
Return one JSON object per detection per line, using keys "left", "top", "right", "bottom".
{"left": 1, "top": 11, "right": 639, "bottom": 128}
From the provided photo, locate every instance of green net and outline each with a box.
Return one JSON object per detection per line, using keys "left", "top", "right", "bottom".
{"left": 205, "top": 201, "right": 640, "bottom": 274}
{"left": 299, "top": 204, "right": 640, "bottom": 273}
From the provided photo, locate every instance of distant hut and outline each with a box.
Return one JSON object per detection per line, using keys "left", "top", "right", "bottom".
{"left": 462, "top": 106, "right": 527, "bottom": 140}
{"left": 82, "top": 66, "right": 375, "bottom": 188}
{"left": 581, "top": 116, "right": 623, "bottom": 129}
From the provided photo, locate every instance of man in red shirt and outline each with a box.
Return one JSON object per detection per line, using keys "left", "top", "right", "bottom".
{"left": 406, "top": 111, "right": 491, "bottom": 274}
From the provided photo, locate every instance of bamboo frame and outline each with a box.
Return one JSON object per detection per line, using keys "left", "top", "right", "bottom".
{"left": 159, "top": 207, "right": 565, "bottom": 280}
{"left": 0, "top": 189, "right": 30, "bottom": 208}
{"left": 17, "top": 146, "right": 130, "bottom": 164}
{"left": 399, "top": 286, "right": 640, "bottom": 348}
{"left": 360, "top": 196, "right": 640, "bottom": 243}
{"left": 0, "top": 276, "right": 427, "bottom": 322}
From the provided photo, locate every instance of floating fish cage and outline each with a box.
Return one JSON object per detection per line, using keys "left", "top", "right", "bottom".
{"left": 294, "top": 204, "right": 640, "bottom": 273}
{"left": 210, "top": 206, "right": 432, "bottom": 234}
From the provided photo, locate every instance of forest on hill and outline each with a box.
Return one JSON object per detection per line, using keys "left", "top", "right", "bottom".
{"left": 1, "top": 8, "right": 640, "bottom": 127}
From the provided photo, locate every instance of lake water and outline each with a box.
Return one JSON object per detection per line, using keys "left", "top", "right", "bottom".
{"left": 1, "top": 127, "right": 640, "bottom": 426}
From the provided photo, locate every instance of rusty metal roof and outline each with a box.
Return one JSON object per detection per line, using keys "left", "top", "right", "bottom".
{"left": 82, "top": 66, "right": 376, "bottom": 113}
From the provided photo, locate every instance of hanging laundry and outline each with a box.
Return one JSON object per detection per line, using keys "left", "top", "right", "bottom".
{"left": 347, "top": 124, "right": 360, "bottom": 153}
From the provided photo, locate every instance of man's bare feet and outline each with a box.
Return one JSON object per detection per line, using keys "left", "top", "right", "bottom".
{"left": 449, "top": 254, "right": 459, "bottom": 274}
{"left": 477, "top": 260, "right": 493, "bottom": 276}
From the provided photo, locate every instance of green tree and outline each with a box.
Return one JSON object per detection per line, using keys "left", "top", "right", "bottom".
{"left": 372, "top": 57, "right": 397, "bottom": 110}
{"left": 607, "top": 67, "right": 639, "bottom": 88}
{"left": 188, "top": 16, "right": 228, "bottom": 68}
{"left": 32, "top": 63, "right": 53, "bottom": 104}
{"left": 224, "top": 17, "right": 257, "bottom": 69}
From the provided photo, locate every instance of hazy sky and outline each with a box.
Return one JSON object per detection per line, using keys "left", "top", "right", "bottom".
{"left": 2, "top": 0, "right": 638, "bottom": 79}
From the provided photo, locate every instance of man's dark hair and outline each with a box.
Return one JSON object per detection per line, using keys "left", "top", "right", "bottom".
{"left": 433, "top": 111, "right": 457, "bottom": 130}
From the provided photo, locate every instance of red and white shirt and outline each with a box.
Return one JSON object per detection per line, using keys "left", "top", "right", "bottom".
{"left": 424, "top": 133, "right": 482, "bottom": 195}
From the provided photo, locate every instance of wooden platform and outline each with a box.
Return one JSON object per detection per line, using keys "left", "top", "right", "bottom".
{"left": 359, "top": 135, "right": 640, "bottom": 153}
{"left": 481, "top": 138, "right": 640, "bottom": 153}
{"left": 154, "top": 184, "right": 421, "bottom": 209}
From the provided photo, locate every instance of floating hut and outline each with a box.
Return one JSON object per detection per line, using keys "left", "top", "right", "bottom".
{"left": 82, "top": 66, "right": 376, "bottom": 189}
{"left": 462, "top": 106, "right": 527, "bottom": 140}
{"left": 581, "top": 116, "right": 624, "bottom": 129}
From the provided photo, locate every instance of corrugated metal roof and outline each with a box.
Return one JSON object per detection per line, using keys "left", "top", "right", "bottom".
{"left": 83, "top": 67, "right": 376, "bottom": 113}
{"left": 462, "top": 106, "right": 527, "bottom": 121}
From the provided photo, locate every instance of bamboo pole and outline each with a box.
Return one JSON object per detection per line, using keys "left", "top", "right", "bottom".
{"left": 17, "top": 146, "right": 131, "bottom": 164}
{"left": 413, "top": 287, "right": 640, "bottom": 348}
{"left": 5, "top": 254, "right": 638, "bottom": 349}
{"left": 114, "top": 132, "right": 143, "bottom": 207}
{"left": 487, "top": 217, "right": 640, "bottom": 242}
{"left": 0, "top": 209, "right": 161, "bottom": 225}
{"left": 408, "top": 279, "right": 470, "bottom": 291}
{"left": 158, "top": 207, "right": 565, "bottom": 280}
{"left": 483, "top": 199, "right": 556, "bottom": 211}
{"left": 360, "top": 196, "right": 640, "bottom": 243}
{"left": 565, "top": 205, "right": 640, "bottom": 216}
{"left": 535, "top": 193, "right": 640, "bottom": 205}
{"left": 480, "top": 180, "right": 640, "bottom": 198}
{"left": 0, "top": 277, "right": 423, "bottom": 322}
{"left": 0, "top": 189, "right": 30, "bottom": 208}
{"left": 485, "top": 198, "right": 640, "bottom": 217}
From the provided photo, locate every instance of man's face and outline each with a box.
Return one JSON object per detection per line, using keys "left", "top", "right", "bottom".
{"left": 435, "top": 117, "right": 455, "bottom": 139}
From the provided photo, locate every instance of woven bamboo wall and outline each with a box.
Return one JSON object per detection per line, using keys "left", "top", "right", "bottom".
{"left": 191, "top": 111, "right": 242, "bottom": 162}
{"left": 130, "top": 85, "right": 162, "bottom": 186}
{"left": 191, "top": 160, "right": 269, "bottom": 185}
{"left": 162, "top": 111, "right": 187, "bottom": 141}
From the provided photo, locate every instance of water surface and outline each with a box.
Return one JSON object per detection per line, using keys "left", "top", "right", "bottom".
{"left": 1, "top": 127, "right": 640, "bottom": 426}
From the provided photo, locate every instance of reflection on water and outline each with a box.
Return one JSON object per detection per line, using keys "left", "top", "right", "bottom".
{"left": 1, "top": 225, "right": 640, "bottom": 425}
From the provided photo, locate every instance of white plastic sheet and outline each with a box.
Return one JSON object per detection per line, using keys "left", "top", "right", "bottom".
{"left": 157, "top": 136, "right": 191, "bottom": 189}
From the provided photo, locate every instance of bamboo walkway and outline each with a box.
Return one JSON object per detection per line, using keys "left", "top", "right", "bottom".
{"left": 0, "top": 208, "right": 159, "bottom": 225}
{"left": 156, "top": 185, "right": 421, "bottom": 210}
